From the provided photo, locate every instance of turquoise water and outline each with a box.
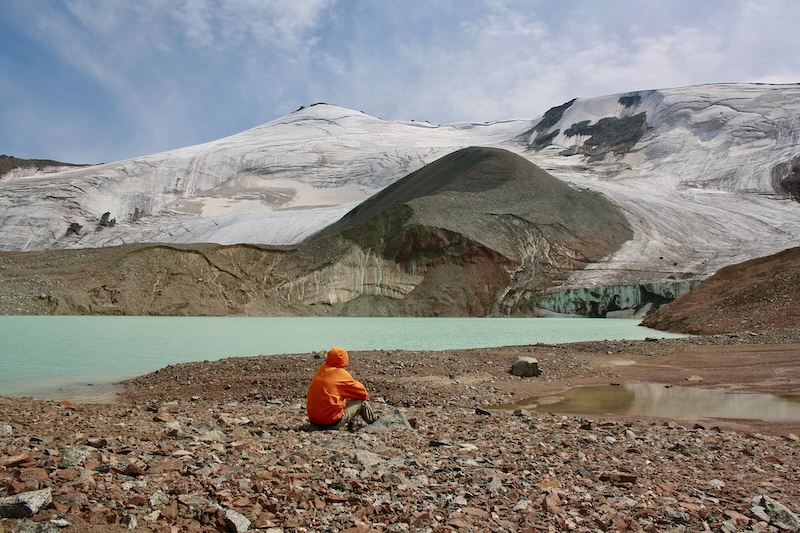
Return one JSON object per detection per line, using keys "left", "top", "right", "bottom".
{"left": 0, "top": 316, "right": 684, "bottom": 401}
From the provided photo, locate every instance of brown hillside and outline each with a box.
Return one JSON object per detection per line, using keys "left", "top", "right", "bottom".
{"left": 641, "top": 246, "right": 800, "bottom": 334}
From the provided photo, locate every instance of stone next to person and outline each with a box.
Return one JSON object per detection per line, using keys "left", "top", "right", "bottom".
{"left": 306, "top": 347, "right": 378, "bottom": 430}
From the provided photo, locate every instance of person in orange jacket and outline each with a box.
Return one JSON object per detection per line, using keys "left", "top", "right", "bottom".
{"left": 306, "top": 346, "right": 377, "bottom": 430}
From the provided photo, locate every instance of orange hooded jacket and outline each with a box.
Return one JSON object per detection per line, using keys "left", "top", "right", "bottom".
{"left": 306, "top": 347, "right": 369, "bottom": 425}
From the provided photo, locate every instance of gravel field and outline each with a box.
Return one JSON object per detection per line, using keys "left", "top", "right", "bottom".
{"left": 2, "top": 329, "right": 800, "bottom": 532}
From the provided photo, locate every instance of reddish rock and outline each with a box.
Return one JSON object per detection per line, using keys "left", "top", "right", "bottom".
{"left": 161, "top": 500, "right": 178, "bottom": 520}
{"left": 125, "top": 495, "right": 147, "bottom": 508}
{"left": 0, "top": 454, "right": 35, "bottom": 468}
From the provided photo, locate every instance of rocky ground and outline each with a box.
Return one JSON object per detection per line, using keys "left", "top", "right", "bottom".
{"left": 2, "top": 328, "right": 800, "bottom": 533}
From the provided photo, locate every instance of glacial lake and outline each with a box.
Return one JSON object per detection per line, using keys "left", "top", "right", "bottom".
{"left": 0, "top": 316, "right": 685, "bottom": 402}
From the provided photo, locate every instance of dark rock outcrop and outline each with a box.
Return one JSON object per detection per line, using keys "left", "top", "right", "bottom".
{"left": 517, "top": 91, "right": 652, "bottom": 160}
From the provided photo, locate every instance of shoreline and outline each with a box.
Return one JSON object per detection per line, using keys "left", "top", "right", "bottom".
{"left": 0, "top": 316, "right": 687, "bottom": 404}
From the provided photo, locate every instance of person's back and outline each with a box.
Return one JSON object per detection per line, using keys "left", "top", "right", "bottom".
{"left": 306, "top": 347, "right": 376, "bottom": 430}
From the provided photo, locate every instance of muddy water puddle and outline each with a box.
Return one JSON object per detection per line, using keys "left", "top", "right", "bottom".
{"left": 500, "top": 384, "right": 800, "bottom": 422}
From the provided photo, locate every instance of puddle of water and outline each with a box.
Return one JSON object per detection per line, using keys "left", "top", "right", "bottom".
{"left": 499, "top": 383, "right": 800, "bottom": 422}
{"left": 17, "top": 382, "right": 126, "bottom": 404}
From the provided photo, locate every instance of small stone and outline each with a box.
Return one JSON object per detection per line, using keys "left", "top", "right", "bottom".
{"left": 354, "top": 450, "right": 384, "bottom": 467}
{"left": 448, "top": 518, "right": 472, "bottom": 529}
{"left": 708, "top": 479, "right": 726, "bottom": 490}
{"left": 172, "top": 449, "right": 193, "bottom": 457}
{"left": 723, "top": 510, "right": 750, "bottom": 524}
{"left": 513, "top": 499, "right": 531, "bottom": 511}
{"left": 664, "top": 506, "right": 689, "bottom": 523}
{"left": 12, "top": 518, "right": 60, "bottom": 533}
{"left": 178, "top": 494, "right": 213, "bottom": 507}
{"left": 121, "top": 514, "right": 138, "bottom": 530}
{"left": 122, "top": 459, "right": 147, "bottom": 476}
{"left": 382, "top": 472, "right": 405, "bottom": 485}
{"left": 487, "top": 477, "right": 503, "bottom": 493}
{"left": 125, "top": 495, "right": 147, "bottom": 507}
{"left": 223, "top": 508, "right": 251, "bottom": 533}
{"left": 599, "top": 472, "right": 637, "bottom": 484}
{"left": 58, "top": 446, "right": 93, "bottom": 468}
{"left": 199, "top": 429, "right": 230, "bottom": 443}
{"left": 0, "top": 453, "right": 35, "bottom": 468}
{"left": 161, "top": 500, "right": 178, "bottom": 520}
{"left": 85, "top": 437, "right": 108, "bottom": 448}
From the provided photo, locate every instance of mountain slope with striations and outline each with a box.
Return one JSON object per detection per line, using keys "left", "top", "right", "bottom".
{"left": 1, "top": 83, "right": 799, "bottom": 316}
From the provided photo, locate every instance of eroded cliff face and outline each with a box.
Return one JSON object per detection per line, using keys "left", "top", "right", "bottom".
{"left": 270, "top": 215, "right": 521, "bottom": 317}
{"left": 277, "top": 245, "right": 424, "bottom": 308}
{"left": 0, "top": 244, "right": 297, "bottom": 316}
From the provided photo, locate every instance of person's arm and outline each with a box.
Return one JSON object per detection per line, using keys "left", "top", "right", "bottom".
{"left": 337, "top": 372, "right": 369, "bottom": 400}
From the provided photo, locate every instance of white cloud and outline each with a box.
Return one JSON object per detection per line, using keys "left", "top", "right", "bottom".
{"left": 173, "top": 0, "right": 333, "bottom": 53}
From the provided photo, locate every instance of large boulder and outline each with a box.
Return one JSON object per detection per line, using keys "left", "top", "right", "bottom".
{"left": 511, "top": 356, "right": 541, "bottom": 377}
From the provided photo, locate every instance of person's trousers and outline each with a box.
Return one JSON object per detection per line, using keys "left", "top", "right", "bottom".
{"left": 334, "top": 399, "right": 376, "bottom": 429}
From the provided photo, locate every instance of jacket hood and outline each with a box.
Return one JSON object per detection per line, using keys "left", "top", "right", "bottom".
{"left": 326, "top": 346, "right": 349, "bottom": 368}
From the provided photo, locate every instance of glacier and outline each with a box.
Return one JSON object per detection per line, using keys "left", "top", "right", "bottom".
{"left": 1, "top": 84, "right": 799, "bottom": 298}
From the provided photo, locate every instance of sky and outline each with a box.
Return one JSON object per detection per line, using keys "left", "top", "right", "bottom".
{"left": 1, "top": 0, "right": 799, "bottom": 164}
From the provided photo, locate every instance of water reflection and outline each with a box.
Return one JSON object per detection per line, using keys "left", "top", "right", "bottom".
{"left": 502, "top": 384, "right": 800, "bottom": 422}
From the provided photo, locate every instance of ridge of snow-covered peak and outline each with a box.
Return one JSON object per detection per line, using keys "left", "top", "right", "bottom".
{"left": 235, "top": 102, "right": 529, "bottom": 144}
{"left": 237, "top": 102, "right": 380, "bottom": 134}
{"left": 285, "top": 102, "right": 376, "bottom": 120}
